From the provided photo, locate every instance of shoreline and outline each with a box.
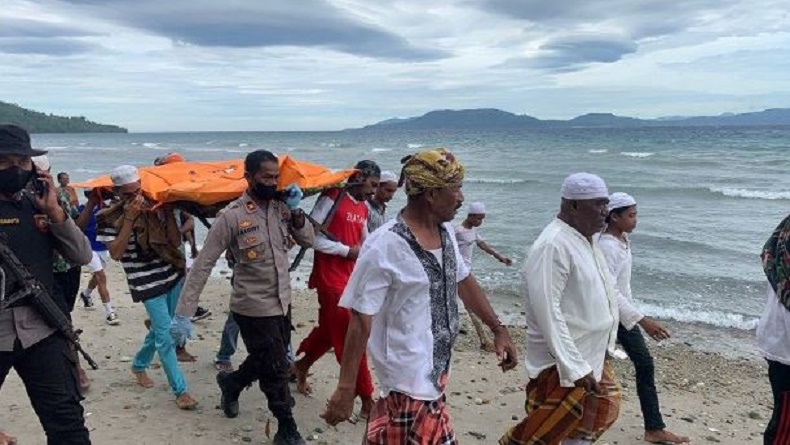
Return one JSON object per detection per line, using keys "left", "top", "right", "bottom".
{"left": 0, "top": 266, "right": 773, "bottom": 444}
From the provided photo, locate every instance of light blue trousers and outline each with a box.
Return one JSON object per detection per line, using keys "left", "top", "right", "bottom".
{"left": 131, "top": 281, "right": 187, "bottom": 396}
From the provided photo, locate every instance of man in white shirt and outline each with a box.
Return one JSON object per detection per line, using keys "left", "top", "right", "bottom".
{"left": 758, "top": 215, "right": 790, "bottom": 445}
{"left": 455, "top": 201, "right": 513, "bottom": 351}
{"left": 321, "top": 148, "right": 517, "bottom": 444}
{"left": 501, "top": 173, "right": 621, "bottom": 445}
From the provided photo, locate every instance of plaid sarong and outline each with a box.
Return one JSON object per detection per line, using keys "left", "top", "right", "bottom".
{"left": 364, "top": 391, "right": 457, "bottom": 445}
{"left": 499, "top": 362, "right": 621, "bottom": 445}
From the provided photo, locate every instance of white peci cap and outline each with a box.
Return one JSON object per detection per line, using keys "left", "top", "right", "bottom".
{"left": 468, "top": 201, "right": 486, "bottom": 215}
{"left": 110, "top": 165, "right": 140, "bottom": 186}
{"left": 561, "top": 172, "right": 608, "bottom": 200}
{"left": 608, "top": 192, "right": 636, "bottom": 212}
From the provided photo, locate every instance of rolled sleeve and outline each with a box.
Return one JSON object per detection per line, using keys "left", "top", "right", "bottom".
{"left": 339, "top": 244, "right": 392, "bottom": 315}
{"left": 50, "top": 217, "right": 92, "bottom": 265}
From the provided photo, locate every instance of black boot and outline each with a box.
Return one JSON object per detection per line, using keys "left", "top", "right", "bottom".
{"left": 216, "top": 371, "right": 241, "bottom": 418}
{"left": 273, "top": 417, "right": 306, "bottom": 445}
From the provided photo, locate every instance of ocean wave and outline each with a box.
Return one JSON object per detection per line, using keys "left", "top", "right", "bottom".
{"left": 142, "top": 142, "right": 163, "bottom": 149}
{"left": 407, "top": 143, "right": 424, "bottom": 149}
{"left": 371, "top": 148, "right": 392, "bottom": 153}
{"left": 621, "top": 151, "right": 654, "bottom": 158}
{"left": 467, "top": 178, "right": 533, "bottom": 185}
{"left": 588, "top": 149, "right": 608, "bottom": 154}
{"left": 44, "top": 146, "right": 69, "bottom": 151}
{"left": 709, "top": 187, "right": 790, "bottom": 200}
{"left": 636, "top": 302, "right": 759, "bottom": 330}
{"left": 238, "top": 143, "right": 249, "bottom": 148}
{"left": 75, "top": 168, "right": 101, "bottom": 174}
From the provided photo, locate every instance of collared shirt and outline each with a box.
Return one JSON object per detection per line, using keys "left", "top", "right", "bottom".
{"left": 522, "top": 218, "right": 619, "bottom": 388}
{"left": 757, "top": 285, "right": 790, "bottom": 366}
{"left": 0, "top": 195, "right": 92, "bottom": 351}
{"left": 366, "top": 200, "right": 387, "bottom": 233}
{"left": 454, "top": 224, "right": 483, "bottom": 270}
{"left": 339, "top": 216, "right": 470, "bottom": 401}
{"left": 597, "top": 233, "right": 644, "bottom": 330}
{"left": 176, "top": 193, "right": 314, "bottom": 318}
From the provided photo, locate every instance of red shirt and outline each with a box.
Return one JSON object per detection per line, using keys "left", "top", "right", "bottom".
{"left": 308, "top": 189, "right": 368, "bottom": 293}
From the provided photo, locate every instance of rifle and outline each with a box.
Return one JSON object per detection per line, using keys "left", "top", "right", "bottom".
{"left": 289, "top": 190, "right": 346, "bottom": 272}
{"left": 0, "top": 233, "right": 99, "bottom": 370}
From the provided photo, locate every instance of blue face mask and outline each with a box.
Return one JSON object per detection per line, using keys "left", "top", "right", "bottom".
{"left": 0, "top": 166, "right": 33, "bottom": 194}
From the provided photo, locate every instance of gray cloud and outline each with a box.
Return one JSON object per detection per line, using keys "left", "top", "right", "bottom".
{"left": 499, "top": 34, "right": 637, "bottom": 72}
{"left": 478, "top": 0, "right": 736, "bottom": 39}
{"left": 0, "top": 18, "right": 99, "bottom": 38}
{"left": 54, "top": 0, "right": 449, "bottom": 61}
{"left": 0, "top": 38, "right": 96, "bottom": 55}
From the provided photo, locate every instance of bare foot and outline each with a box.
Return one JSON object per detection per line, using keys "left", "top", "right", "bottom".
{"left": 176, "top": 393, "right": 199, "bottom": 410}
{"left": 359, "top": 396, "right": 375, "bottom": 420}
{"left": 133, "top": 371, "right": 155, "bottom": 388}
{"left": 290, "top": 362, "right": 312, "bottom": 396}
{"left": 645, "top": 429, "right": 691, "bottom": 444}
{"left": 480, "top": 342, "right": 496, "bottom": 353}
{"left": 177, "top": 347, "right": 198, "bottom": 363}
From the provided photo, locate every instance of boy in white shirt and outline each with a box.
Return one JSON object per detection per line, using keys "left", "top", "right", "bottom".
{"left": 598, "top": 193, "right": 689, "bottom": 445}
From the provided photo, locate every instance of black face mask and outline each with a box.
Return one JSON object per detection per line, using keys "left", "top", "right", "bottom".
{"left": 0, "top": 166, "right": 33, "bottom": 195}
{"left": 252, "top": 183, "right": 278, "bottom": 201}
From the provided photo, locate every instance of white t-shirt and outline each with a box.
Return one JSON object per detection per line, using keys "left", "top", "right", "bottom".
{"left": 339, "top": 218, "right": 470, "bottom": 401}
{"left": 597, "top": 233, "right": 644, "bottom": 330}
{"left": 522, "top": 219, "right": 620, "bottom": 387}
{"left": 757, "top": 285, "right": 790, "bottom": 366}
{"left": 454, "top": 224, "right": 482, "bottom": 270}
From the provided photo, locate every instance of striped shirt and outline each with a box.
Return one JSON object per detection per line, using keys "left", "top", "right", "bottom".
{"left": 97, "top": 224, "right": 183, "bottom": 302}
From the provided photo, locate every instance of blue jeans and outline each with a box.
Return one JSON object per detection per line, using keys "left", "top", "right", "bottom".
{"left": 215, "top": 311, "right": 296, "bottom": 365}
{"left": 132, "top": 281, "right": 187, "bottom": 396}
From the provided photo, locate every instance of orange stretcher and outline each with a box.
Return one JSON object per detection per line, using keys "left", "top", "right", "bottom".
{"left": 71, "top": 155, "right": 355, "bottom": 218}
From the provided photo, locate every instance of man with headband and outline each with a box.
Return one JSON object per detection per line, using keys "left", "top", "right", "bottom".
{"left": 321, "top": 148, "right": 518, "bottom": 444}
{"left": 292, "top": 160, "right": 380, "bottom": 418}
{"left": 501, "top": 172, "right": 621, "bottom": 445}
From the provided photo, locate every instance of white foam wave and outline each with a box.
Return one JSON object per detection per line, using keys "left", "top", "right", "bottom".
{"left": 709, "top": 187, "right": 790, "bottom": 200}
{"left": 621, "top": 151, "right": 654, "bottom": 158}
{"left": 467, "top": 178, "right": 531, "bottom": 184}
{"left": 238, "top": 143, "right": 249, "bottom": 147}
{"left": 142, "top": 142, "right": 161, "bottom": 149}
{"left": 637, "top": 302, "right": 759, "bottom": 330}
{"left": 45, "top": 146, "right": 69, "bottom": 151}
{"left": 588, "top": 149, "right": 608, "bottom": 154}
{"left": 371, "top": 148, "right": 391, "bottom": 153}
{"left": 75, "top": 168, "right": 101, "bottom": 174}
{"left": 407, "top": 143, "right": 424, "bottom": 149}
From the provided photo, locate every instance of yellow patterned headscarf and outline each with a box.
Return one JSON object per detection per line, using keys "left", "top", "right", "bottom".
{"left": 400, "top": 148, "right": 465, "bottom": 196}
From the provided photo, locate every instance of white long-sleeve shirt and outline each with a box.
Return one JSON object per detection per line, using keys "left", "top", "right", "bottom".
{"left": 757, "top": 285, "right": 790, "bottom": 366}
{"left": 597, "top": 233, "right": 645, "bottom": 330}
{"left": 309, "top": 192, "right": 369, "bottom": 257}
{"left": 523, "top": 219, "right": 620, "bottom": 387}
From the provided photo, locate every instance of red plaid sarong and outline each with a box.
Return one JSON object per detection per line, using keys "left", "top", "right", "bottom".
{"left": 499, "top": 361, "right": 621, "bottom": 445}
{"left": 364, "top": 391, "right": 457, "bottom": 445}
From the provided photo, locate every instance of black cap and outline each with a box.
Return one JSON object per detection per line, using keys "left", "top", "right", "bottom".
{"left": 0, "top": 124, "right": 47, "bottom": 156}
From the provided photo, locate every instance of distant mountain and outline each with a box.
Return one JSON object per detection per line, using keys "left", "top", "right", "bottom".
{"left": 0, "top": 100, "right": 127, "bottom": 133}
{"left": 354, "top": 108, "right": 790, "bottom": 130}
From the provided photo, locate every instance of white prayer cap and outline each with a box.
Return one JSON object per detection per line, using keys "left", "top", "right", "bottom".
{"left": 110, "top": 165, "right": 140, "bottom": 186}
{"left": 468, "top": 201, "right": 486, "bottom": 215}
{"left": 561, "top": 172, "right": 608, "bottom": 200}
{"left": 32, "top": 155, "right": 50, "bottom": 172}
{"left": 608, "top": 192, "right": 636, "bottom": 212}
{"left": 380, "top": 170, "right": 398, "bottom": 184}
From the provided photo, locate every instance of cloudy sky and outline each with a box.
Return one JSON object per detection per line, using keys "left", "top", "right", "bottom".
{"left": 2, "top": 0, "right": 789, "bottom": 131}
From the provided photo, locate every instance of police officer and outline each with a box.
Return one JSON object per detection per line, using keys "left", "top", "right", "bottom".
{"left": 173, "top": 149, "right": 314, "bottom": 445}
{"left": 0, "top": 125, "right": 93, "bottom": 444}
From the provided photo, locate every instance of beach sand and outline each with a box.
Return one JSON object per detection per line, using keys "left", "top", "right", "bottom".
{"left": 0, "top": 264, "right": 774, "bottom": 444}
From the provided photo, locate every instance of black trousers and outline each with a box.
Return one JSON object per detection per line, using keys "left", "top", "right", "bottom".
{"left": 228, "top": 311, "right": 294, "bottom": 420}
{"left": 53, "top": 266, "right": 82, "bottom": 314}
{"left": 0, "top": 334, "right": 91, "bottom": 445}
{"left": 765, "top": 359, "right": 790, "bottom": 445}
{"left": 617, "top": 323, "right": 666, "bottom": 431}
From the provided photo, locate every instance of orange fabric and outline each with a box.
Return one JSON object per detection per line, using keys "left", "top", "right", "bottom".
{"left": 71, "top": 156, "right": 355, "bottom": 206}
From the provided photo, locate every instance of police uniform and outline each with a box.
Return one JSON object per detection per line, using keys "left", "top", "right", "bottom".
{"left": 0, "top": 125, "right": 93, "bottom": 445}
{"left": 176, "top": 192, "right": 313, "bottom": 423}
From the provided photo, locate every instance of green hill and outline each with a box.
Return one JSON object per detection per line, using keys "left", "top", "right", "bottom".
{"left": 0, "top": 100, "right": 127, "bottom": 133}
